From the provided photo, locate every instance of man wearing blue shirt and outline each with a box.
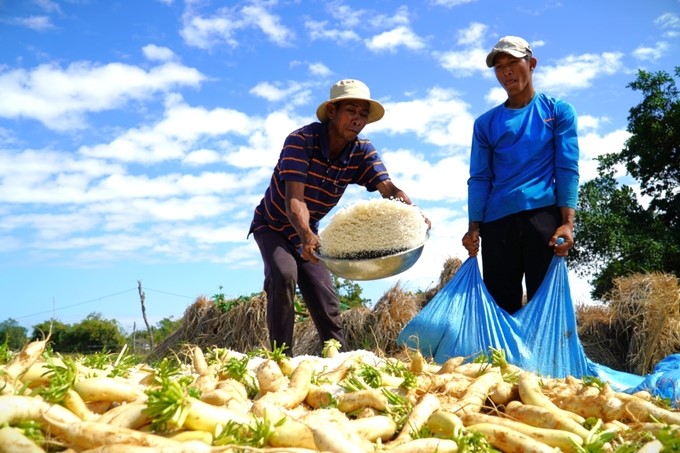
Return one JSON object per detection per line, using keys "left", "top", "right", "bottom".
{"left": 462, "top": 36, "right": 579, "bottom": 314}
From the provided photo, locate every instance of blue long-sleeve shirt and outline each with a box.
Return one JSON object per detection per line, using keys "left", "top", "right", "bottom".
{"left": 467, "top": 92, "right": 580, "bottom": 223}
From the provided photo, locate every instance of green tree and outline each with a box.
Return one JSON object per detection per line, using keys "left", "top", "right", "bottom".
{"left": 333, "top": 275, "right": 370, "bottom": 309}
{"left": 64, "top": 312, "right": 126, "bottom": 353}
{"left": 30, "top": 319, "right": 70, "bottom": 345}
{"left": 0, "top": 318, "right": 28, "bottom": 350}
{"left": 572, "top": 67, "right": 680, "bottom": 298}
{"left": 128, "top": 316, "right": 182, "bottom": 348}
{"left": 601, "top": 66, "right": 680, "bottom": 229}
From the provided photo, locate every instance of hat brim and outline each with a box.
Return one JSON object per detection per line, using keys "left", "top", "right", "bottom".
{"left": 486, "top": 49, "right": 528, "bottom": 67}
{"left": 316, "top": 97, "right": 385, "bottom": 124}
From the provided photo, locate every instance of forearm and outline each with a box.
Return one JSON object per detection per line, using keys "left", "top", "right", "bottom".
{"left": 286, "top": 198, "right": 316, "bottom": 244}
{"left": 559, "top": 207, "right": 575, "bottom": 231}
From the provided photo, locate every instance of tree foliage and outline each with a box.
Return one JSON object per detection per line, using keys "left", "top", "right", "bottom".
{"left": 572, "top": 67, "right": 680, "bottom": 298}
{"left": 0, "top": 318, "right": 28, "bottom": 350}
{"left": 333, "top": 275, "right": 370, "bottom": 309}
{"left": 30, "top": 313, "right": 126, "bottom": 353}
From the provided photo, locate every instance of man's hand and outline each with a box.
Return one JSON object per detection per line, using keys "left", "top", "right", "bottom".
{"left": 462, "top": 229, "right": 480, "bottom": 257}
{"left": 549, "top": 225, "right": 574, "bottom": 257}
{"left": 299, "top": 231, "right": 321, "bottom": 262}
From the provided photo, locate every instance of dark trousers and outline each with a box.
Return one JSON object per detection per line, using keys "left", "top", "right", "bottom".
{"left": 254, "top": 229, "right": 346, "bottom": 356}
{"left": 480, "top": 205, "right": 561, "bottom": 314}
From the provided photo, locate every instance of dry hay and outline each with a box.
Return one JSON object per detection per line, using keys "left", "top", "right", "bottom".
{"left": 605, "top": 272, "right": 680, "bottom": 375}
{"left": 576, "top": 304, "right": 623, "bottom": 370}
{"left": 293, "top": 283, "right": 422, "bottom": 357}
{"left": 148, "top": 293, "right": 269, "bottom": 361}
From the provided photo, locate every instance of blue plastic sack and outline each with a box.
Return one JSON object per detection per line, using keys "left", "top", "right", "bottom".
{"left": 397, "top": 257, "right": 521, "bottom": 363}
{"left": 397, "top": 254, "right": 679, "bottom": 403}
{"left": 512, "top": 256, "right": 590, "bottom": 377}
{"left": 628, "top": 354, "right": 680, "bottom": 403}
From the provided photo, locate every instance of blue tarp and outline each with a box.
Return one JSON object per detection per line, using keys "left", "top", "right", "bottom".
{"left": 397, "top": 255, "right": 679, "bottom": 404}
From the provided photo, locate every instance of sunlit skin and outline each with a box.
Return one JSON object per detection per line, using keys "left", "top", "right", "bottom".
{"left": 462, "top": 52, "right": 574, "bottom": 257}
{"left": 326, "top": 99, "right": 370, "bottom": 159}
{"left": 492, "top": 53, "right": 537, "bottom": 109}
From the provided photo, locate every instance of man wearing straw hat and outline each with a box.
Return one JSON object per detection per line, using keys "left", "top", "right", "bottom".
{"left": 249, "top": 79, "right": 419, "bottom": 356}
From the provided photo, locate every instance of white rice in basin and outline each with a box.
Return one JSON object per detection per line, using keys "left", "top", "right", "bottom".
{"left": 319, "top": 198, "right": 428, "bottom": 259}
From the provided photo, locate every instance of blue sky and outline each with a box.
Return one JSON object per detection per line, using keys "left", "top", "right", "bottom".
{"left": 1, "top": 0, "right": 678, "bottom": 333}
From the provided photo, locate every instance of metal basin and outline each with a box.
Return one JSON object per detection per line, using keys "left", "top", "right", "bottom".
{"left": 315, "top": 240, "right": 427, "bottom": 281}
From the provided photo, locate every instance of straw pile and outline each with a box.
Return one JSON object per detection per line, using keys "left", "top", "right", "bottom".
{"left": 577, "top": 272, "right": 680, "bottom": 375}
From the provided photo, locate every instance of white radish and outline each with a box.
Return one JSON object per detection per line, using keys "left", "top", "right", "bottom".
{"left": 467, "top": 422, "right": 558, "bottom": 453}
{"left": 444, "top": 369, "right": 502, "bottom": 415}
{"left": 504, "top": 400, "right": 590, "bottom": 440}
{"left": 517, "top": 372, "right": 584, "bottom": 424}
{"left": 310, "top": 423, "right": 371, "bottom": 453}
{"left": 348, "top": 414, "right": 397, "bottom": 442}
{"left": 256, "top": 359, "right": 288, "bottom": 395}
{"left": 74, "top": 377, "right": 145, "bottom": 403}
{"left": 0, "top": 426, "right": 45, "bottom": 453}
{"left": 461, "top": 412, "right": 583, "bottom": 452}
{"left": 0, "top": 395, "right": 80, "bottom": 426}
{"left": 337, "top": 388, "right": 388, "bottom": 413}
{"left": 3, "top": 338, "right": 49, "bottom": 381}
{"left": 425, "top": 410, "right": 464, "bottom": 437}
{"left": 392, "top": 392, "right": 441, "bottom": 445}
{"left": 42, "top": 414, "right": 182, "bottom": 450}
{"left": 63, "top": 389, "right": 99, "bottom": 421}
{"left": 384, "top": 438, "right": 459, "bottom": 453}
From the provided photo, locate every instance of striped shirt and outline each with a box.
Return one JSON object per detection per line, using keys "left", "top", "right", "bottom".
{"left": 249, "top": 121, "right": 390, "bottom": 249}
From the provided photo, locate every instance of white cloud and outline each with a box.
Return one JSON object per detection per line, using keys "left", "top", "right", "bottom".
{"left": 655, "top": 12, "right": 680, "bottom": 31}
{"left": 431, "top": 0, "right": 478, "bottom": 7}
{"left": 180, "top": 2, "right": 294, "bottom": 49}
{"left": 79, "top": 96, "right": 256, "bottom": 163}
{"left": 35, "top": 0, "right": 61, "bottom": 13}
{"left": 366, "top": 25, "right": 427, "bottom": 53}
{"left": 241, "top": 4, "right": 295, "bottom": 46}
{"left": 632, "top": 41, "right": 671, "bottom": 61}
{"left": 578, "top": 129, "right": 630, "bottom": 183}
{"left": 373, "top": 86, "right": 474, "bottom": 150}
{"left": 143, "top": 44, "right": 177, "bottom": 62}
{"left": 183, "top": 148, "right": 221, "bottom": 166}
{"left": 308, "top": 62, "right": 332, "bottom": 77}
{"left": 535, "top": 52, "right": 625, "bottom": 96}
{"left": 13, "top": 15, "right": 54, "bottom": 31}
{"left": 435, "top": 23, "right": 492, "bottom": 76}
{"left": 249, "top": 81, "right": 311, "bottom": 105}
{"left": 305, "top": 20, "right": 361, "bottom": 42}
{"left": 0, "top": 61, "right": 205, "bottom": 131}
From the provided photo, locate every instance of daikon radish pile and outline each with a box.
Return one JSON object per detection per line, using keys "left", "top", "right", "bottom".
{"left": 1, "top": 339, "right": 679, "bottom": 452}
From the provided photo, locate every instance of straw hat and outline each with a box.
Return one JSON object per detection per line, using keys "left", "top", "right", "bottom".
{"left": 316, "top": 79, "right": 385, "bottom": 124}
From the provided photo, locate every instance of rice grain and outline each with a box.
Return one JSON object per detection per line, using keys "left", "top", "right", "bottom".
{"left": 319, "top": 198, "right": 428, "bottom": 259}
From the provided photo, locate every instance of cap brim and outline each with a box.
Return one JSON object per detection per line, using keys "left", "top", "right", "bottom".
{"left": 486, "top": 49, "right": 527, "bottom": 67}
{"left": 316, "top": 98, "right": 384, "bottom": 124}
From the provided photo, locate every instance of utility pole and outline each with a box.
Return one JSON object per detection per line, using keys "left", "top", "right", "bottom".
{"left": 138, "top": 280, "right": 154, "bottom": 351}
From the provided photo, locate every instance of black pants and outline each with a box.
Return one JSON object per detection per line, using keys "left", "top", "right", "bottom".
{"left": 253, "top": 229, "right": 346, "bottom": 356}
{"left": 480, "top": 205, "right": 561, "bottom": 314}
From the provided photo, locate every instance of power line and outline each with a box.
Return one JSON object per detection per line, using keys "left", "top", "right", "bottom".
{"left": 12, "top": 286, "right": 200, "bottom": 322}
{"left": 14, "top": 288, "right": 137, "bottom": 321}
{"left": 144, "top": 287, "right": 196, "bottom": 300}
